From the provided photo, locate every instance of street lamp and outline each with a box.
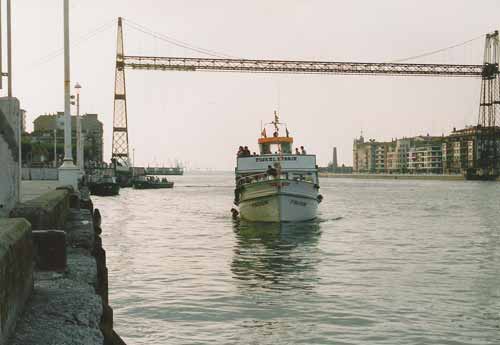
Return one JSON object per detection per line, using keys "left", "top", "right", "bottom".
{"left": 58, "top": 0, "right": 80, "bottom": 190}
{"left": 74, "top": 82, "right": 84, "bottom": 172}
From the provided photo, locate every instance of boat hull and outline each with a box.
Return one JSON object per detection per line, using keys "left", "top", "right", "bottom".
{"left": 238, "top": 180, "right": 319, "bottom": 222}
{"left": 89, "top": 182, "right": 120, "bottom": 196}
{"left": 132, "top": 181, "right": 174, "bottom": 189}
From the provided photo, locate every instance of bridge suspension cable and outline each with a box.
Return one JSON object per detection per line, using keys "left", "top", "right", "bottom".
{"left": 122, "top": 18, "right": 236, "bottom": 59}
{"left": 389, "top": 34, "right": 484, "bottom": 63}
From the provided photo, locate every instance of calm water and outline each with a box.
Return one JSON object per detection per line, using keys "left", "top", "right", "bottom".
{"left": 94, "top": 173, "right": 500, "bottom": 345}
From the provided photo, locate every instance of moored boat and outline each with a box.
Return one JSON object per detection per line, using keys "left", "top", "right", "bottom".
{"left": 88, "top": 175, "right": 120, "bottom": 196}
{"left": 132, "top": 175, "right": 174, "bottom": 189}
{"left": 234, "top": 112, "right": 322, "bottom": 222}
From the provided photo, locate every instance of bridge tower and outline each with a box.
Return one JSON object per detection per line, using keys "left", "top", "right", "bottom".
{"left": 111, "top": 17, "right": 130, "bottom": 168}
{"left": 473, "top": 31, "right": 500, "bottom": 179}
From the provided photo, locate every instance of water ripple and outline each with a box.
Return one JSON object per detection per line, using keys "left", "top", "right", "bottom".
{"left": 95, "top": 174, "right": 500, "bottom": 345}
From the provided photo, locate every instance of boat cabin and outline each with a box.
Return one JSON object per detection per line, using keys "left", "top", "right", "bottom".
{"left": 236, "top": 112, "right": 318, "bottom": 180}
{"left": 258, "top": 136, "right": 293, "bottom": 155}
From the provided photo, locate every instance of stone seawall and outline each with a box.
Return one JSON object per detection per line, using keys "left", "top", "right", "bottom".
{"left": 0, "top": 186, "right": 126, "bottom": 345}
{"left": 0, "top": 219, "right": 33, "bottom": 345}
{"left": 10, "top": 188, "right": 70, "bottom": 230}
{"left": 0, "top": 98, "right": 21, "bottom": 218}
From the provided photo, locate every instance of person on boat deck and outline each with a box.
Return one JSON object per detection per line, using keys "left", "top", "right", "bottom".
{"left": 301, "top": 146, "right": 307, "bottom": 155}
{"left": 273, "top": 131, "right": 278, "bottom": 138}
{"left": 244, "top": 146, "right": 251, "bottom": 156}
{"left": 267, "top": 165, "right": 278, "bottom": 177}
{"left": 295, "top": 148, "right": 300, "bottom": 155}
{"left": 237, "top": 146, "right": 244, "bottom": 157}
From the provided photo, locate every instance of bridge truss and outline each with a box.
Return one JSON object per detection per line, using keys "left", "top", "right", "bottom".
{"left": 122, "top": 56, "right": 483, "bottom": 77}
{"left": 111, "top": 17, "right": 499, "bottom": 177}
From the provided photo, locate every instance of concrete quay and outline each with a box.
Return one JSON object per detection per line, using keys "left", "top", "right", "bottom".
{"left": 0, "top": 182, "right": 126, "bottom": 345}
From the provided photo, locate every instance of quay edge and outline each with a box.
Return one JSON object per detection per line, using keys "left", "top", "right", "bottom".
{"left": 0, "top": 184, "right": 126, "bottom": 345}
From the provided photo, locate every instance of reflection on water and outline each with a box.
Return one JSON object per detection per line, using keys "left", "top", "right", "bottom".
{"left": 231, "top": 220, "right": 322, "bottom": 291}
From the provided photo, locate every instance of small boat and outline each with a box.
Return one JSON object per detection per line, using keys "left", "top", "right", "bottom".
{"left": 234, "top": 112, "right": 322, "bottom": 222}
{"left": 88, "top": 175, "right": 120, "bottom": 196}
{"left": 132, "top": 175, "right": 174, "bottom": 189}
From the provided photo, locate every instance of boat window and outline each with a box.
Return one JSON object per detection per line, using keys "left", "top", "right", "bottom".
{"left": 260, "top": 143, "right": 271, "bottom": 154}
{"left": 281, "top": 143, "right": 292, "bottom": 154}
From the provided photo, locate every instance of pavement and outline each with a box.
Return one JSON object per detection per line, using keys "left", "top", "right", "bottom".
{"left": 9, "top": 208, "right": 104, "bottom": 345}
{"left": 21, "top": 181, "right": 61, "bottom": 202}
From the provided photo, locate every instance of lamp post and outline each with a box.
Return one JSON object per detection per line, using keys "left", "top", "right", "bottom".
{"left": 74, "top": 82, "right": 84, "bottom": 172}
{"left": 53, "top": 129, "right": 57, "bottom": 168}
{"left": 132, "top": 148, "right": 135, "bottom": 177}
{"left": 58, "top": 0, "right": 80, "bottom": 189}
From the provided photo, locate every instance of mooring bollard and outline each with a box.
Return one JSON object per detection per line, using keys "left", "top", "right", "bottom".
{"left": 93, "top": 208, "right": 102, "bottom": 234}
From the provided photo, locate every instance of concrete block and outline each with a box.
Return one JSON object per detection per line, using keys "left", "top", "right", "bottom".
{"left": 10, "top": 189, "right": 70, "bottom": 230}
{"left": 32, "top": 230, "right": 67, "bottom": 272}
{"left": 59, "top": 163, "right": 81, "bottom": 191}
{"left": 0, "top": 97, "right": 21, "bottom": 218}
{"left": 0, "top": 218, "right": 33, "bottom": 345}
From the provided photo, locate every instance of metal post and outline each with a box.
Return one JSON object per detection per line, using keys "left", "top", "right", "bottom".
{"left": 17, "top": 106, "right": 21, "bottom": 200}
{"left": 0, "top": 0, "right": 3, "bottom": 90}
{"left": 75, "top": 85, "right": 84, "bottom": 171}
{"left": 132, "top": 148, "right": 135, "bottom": 176}
{"left": 7, "top": 0, "right": 12, "bottom": 96}
{"left": 58, "top": 0, "right": 79, "bottom": 189}
{"left": 54, "top": 129, "right": 57, "bottom": 167}
{"left": 63, "top": 0, "right": 72, "bottom": 163}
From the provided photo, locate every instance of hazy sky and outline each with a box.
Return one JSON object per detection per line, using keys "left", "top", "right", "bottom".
{"left": 7, "top": 0, "right": 500, "bottom": 169}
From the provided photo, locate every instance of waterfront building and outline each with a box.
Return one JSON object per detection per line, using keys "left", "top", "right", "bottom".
{"left": 29, "top": 112, "right": 104, "bottom": 165}
{"left": 374, "top": 142, "right": 389, "bottom": 173}
{"left": 407, "top": 136, "right": 443, "bottom": 174}
{"left": 354, "top": 135, "right": 443, "bottom": 174}
{"left": 442, "top": 128, "right": 476, "bottom": 174}
{"left": 353, "top": 135, "right": 376, "bottom": 173}
{"left": 441, "top": 126, "right": 499, "bottom": 175}
{"left": 353, "top": 134, "right": 365, "bottom": 172}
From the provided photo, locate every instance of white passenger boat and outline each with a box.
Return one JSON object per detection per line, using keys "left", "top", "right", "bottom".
{"left": 234, "top": 112, "right": 322, "bottom": 222}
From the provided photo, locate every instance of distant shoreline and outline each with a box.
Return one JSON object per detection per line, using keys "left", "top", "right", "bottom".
{"left": 318, "top": 172, "right": 499, "bottom": 182}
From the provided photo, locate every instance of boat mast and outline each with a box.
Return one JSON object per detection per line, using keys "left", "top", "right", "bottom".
{"left": 273, "top": 110, "right": 284, "bottom": 178}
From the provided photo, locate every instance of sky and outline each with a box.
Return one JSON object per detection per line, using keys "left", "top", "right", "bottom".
{"left": 6, "top": 0, "right": 500, "bottom": 170}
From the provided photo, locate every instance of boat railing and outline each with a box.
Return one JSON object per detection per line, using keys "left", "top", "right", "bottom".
{"left": 236, "top": 171, "right": 314, "bottom": 186}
